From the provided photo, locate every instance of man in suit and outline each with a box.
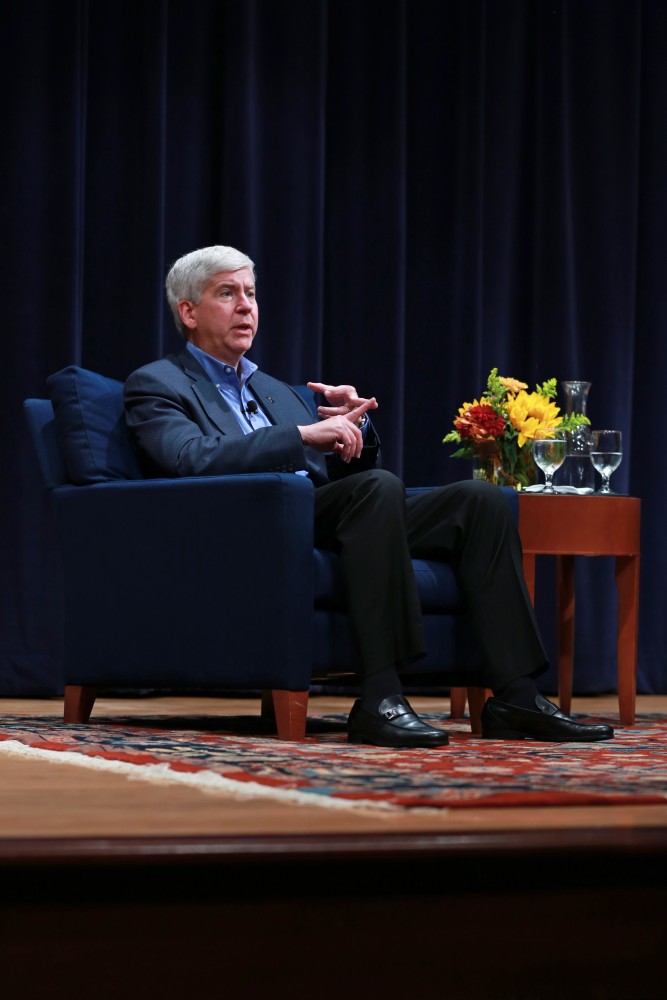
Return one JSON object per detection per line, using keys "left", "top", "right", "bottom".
{"left": 124, "top": 244, "right": 613, "bottom": 747}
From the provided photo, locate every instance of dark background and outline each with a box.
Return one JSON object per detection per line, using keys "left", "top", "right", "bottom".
{"left": 2, "top": 0, "right": 664, "bottom": 696}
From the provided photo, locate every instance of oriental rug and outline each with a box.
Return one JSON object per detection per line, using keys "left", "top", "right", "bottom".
{"left": 1, "top": 711, "right": 667, "bottom": 811}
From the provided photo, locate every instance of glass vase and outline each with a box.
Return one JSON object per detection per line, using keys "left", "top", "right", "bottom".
{"left": 472, "top": 441, "right": 538, "bottom": 490}
{"left": 472, "top": 442, "right": 503, "bottom": 485}
{"left": 557, "top": 380, "right": 595, "bottom": 491}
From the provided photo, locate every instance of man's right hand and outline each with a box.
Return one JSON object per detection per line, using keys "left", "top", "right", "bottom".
{"left": 298, "top": 401, "right": 371, "bottom": 463}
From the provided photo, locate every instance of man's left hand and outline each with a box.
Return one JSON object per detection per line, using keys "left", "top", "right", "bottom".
{"left": 306, "top": 381, "right": 378, "bottom": 425}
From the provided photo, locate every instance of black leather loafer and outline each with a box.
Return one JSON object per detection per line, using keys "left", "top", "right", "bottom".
{"left": 348, "top": 695, "right": 450, "bottom": 748}
{"left": 481, "top": 694, "right": 614, "bottom": 742}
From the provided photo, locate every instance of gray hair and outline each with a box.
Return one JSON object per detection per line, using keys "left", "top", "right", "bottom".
{"left": 165, "top": 245, "right": 256, "bottom": 336}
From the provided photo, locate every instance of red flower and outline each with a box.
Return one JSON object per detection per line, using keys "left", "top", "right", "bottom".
{"left": 454, "top": 404, "right": 505, "bottom": 441}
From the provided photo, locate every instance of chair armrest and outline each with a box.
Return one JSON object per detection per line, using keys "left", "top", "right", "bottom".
{"left": 52, "top": 472, "right": 315, "bottom": 581}
{"left": 50, "top": 473, "right": 316, "bottom": 690}
{"left": 498, "top": 485, "right": 519, "bottom": 523}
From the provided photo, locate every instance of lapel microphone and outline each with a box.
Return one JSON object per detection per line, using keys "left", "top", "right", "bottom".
{"left": 245, "top": 399, "right": 259, "bottom": 417}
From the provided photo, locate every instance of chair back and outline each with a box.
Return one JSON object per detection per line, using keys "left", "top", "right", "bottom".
{"left": 28, "top": 365, "right": 145, "bottom": 485}
{"left": 292, "top": 384, "right": 318, "bottom": 419}
{"left": 23, "top": 398, "right": 68, "bottom": 489}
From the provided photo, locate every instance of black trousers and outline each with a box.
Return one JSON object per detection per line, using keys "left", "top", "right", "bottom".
{"left": 313, "top": 469, "right": 548, "bottom": 690}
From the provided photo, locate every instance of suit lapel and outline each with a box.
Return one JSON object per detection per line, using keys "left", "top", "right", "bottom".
{"left": 176, "top": 349, "right": 244, "bottom": 436}
{"left": 249, "top": 371, "right": 313, "bottom": 425}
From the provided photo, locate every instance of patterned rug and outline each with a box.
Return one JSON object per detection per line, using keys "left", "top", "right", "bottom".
{"left": 1, "top": 711, "right": 667, "bottom": 811}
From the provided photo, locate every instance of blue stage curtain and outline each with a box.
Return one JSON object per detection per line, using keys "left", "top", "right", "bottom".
{"left": 2, "top": 0, "right": 665, "bottom": 695}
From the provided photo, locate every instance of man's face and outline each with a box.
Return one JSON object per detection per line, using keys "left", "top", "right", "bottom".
{"left": 178, "top": 267, "right": 258, "bottom": 366}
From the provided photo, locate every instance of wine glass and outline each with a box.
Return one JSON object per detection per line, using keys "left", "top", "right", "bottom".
{"left": 591, "top": 430, "right": 622, "bottom": 494}
{"left": 532, "top": 428, "right": 567, "bottom": 494}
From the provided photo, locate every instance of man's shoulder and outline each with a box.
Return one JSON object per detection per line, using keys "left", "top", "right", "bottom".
{"left": 251, "top": 369, "right": 295, "bottom": 393}
{"left": 126, "top": 352, "right": 190, "bottom": 386}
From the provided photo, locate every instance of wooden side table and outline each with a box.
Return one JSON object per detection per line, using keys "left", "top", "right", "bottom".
{"left": 518, "top": 493, "right": 641, "bottom": 725}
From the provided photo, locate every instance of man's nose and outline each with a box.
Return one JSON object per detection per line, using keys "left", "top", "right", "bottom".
{"left": 237, "top": 293, "right": 253, "bottom": 311}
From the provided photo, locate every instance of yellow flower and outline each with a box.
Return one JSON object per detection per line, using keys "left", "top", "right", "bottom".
{"left": 498, "top": 376, "right": 528, "bottom": 394}
{"left": 505, "top": 390, "right": 562, "bottom": 448}
{"left": 457, "top": 399, "right": 483, "bottom": 415}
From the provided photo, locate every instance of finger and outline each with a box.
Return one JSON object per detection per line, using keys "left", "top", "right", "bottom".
{"left": 346, "top": 398, "right": 377, "bottom": 421}
{"left": 349, "top": 425, "right": 363, "bottom": 459}
{"left": 335, "top": 425, "right": 361, "bottom": 462}
{"left": 312, "top": 382, "right": 359, "bottom": 408}
{"left": 317, "top": 405, "right": 348, "bottom": 418}
{"left": 333, "top": 438, "right": 351, "bottom": 462}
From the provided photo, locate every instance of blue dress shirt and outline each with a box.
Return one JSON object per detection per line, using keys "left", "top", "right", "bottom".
{"left": 186, "top": 342, "right": 272, "bottom": 433}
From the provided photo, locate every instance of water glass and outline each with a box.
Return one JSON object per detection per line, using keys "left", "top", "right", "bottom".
{"left": 532, "top": 429, "right": 567, "bottom": 494}
{"left": 591, "top": 430, "right": 622, "bottom": 494}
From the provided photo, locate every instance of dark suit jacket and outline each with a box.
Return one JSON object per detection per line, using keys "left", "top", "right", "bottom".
{"left": 124, "top": 349, "right": 379, "bottom": 486}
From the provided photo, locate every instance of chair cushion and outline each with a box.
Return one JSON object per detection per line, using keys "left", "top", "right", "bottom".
{"left": 411, "top": 557, "right": 463, "bottom": 611}
{"left": 47, "top": 365, "right": 144, "bottom": 484}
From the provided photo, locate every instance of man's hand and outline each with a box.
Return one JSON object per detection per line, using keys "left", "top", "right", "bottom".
{"left": 298, "top": 413, "right": 363, "bottom": 461}
{"left": 306, "top": 381, "right": 378, "bottom": 425}
{"left": 299, "top": 381, "right": 378, "bottom": 462}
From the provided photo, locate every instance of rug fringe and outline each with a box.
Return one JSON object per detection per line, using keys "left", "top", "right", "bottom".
{"left": 0, "top": 739, "right": 408, "bottom": 813}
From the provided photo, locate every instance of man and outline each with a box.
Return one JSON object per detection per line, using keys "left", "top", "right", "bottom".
{"left": 124, "top": 245, "right": 613, "bottom": 748}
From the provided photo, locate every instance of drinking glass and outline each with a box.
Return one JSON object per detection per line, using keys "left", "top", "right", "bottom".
{"left": 532, "top": 428, "right": 567, "bottom": 494}
{"left": 591, "top": 430, "right": 622, "bottom": 494}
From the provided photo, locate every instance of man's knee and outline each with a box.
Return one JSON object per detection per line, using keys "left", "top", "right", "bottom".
{"left": 459, "top": 479, "right": 516, "bottom": 523}
{"left": 360, "top": 468, "right": 404, "bottom": 492}
{"left": 431, "top": 478, "right": 515, "bottom": 524}
{"left": 460, "top": 478, "right": 507, "bottom": 502}
{"left": 351, "top": 468, "right": 405, "bottom": 511}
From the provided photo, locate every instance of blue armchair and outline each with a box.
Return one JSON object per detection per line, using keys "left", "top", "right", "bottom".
{"left": 24, "top": 366, "right": 518, "bottom": 740}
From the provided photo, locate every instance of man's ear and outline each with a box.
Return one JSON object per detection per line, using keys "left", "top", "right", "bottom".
{"left": 178, "top": 299, "right": 197, "bottom": 330}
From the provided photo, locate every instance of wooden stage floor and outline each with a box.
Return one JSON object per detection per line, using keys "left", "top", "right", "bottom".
{"left": 2, "top": 692, "right": 667, "bottom": 842}
{"left": 2, "top": 693, "right": 666, "bottom": 999}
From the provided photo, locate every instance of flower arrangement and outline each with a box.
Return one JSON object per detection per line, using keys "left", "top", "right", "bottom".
{"left": 442, "top": 368, "right": 589, "bottom": 490}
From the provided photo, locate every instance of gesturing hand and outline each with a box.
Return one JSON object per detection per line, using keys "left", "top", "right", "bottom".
{"left": 306, "top": 381, "right": 378, "bottom": 425}
{"left": 298, "top": 381, "right": 378, "bottom": 462}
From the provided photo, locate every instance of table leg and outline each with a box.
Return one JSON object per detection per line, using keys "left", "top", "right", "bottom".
{"left": 556, "top": 555, "right": 576, "bottom": 716}
{"left": 615, "top": 554, "right": 639, "bottom": 726}
{"left": 449, "top": 687, "right": 467, "bottom": 719}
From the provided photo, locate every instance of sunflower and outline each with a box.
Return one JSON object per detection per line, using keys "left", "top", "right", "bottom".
{"left": 505, "top": 390, "right": 563, "bottom": 448}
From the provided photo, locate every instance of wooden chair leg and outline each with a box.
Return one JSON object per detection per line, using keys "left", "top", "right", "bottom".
{"left": 268, "top": 689, "right": 309, "bottom": 741}
{"left": 64, "top": 685, "right": 97, "bottom": 723}
{"left": 449, "top": 686, "right": 467, "bottom": 718}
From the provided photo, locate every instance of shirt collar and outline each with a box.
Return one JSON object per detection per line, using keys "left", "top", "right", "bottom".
{"left": 186, "top": 342, "right": 258, "bottom": 389}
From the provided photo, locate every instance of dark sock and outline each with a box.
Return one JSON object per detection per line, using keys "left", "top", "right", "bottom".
{"left": 360, "top": 665, "right": 403, "bottom": 712}
{"left": 494, "top": 676, "right": 539, "bottom": 710}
